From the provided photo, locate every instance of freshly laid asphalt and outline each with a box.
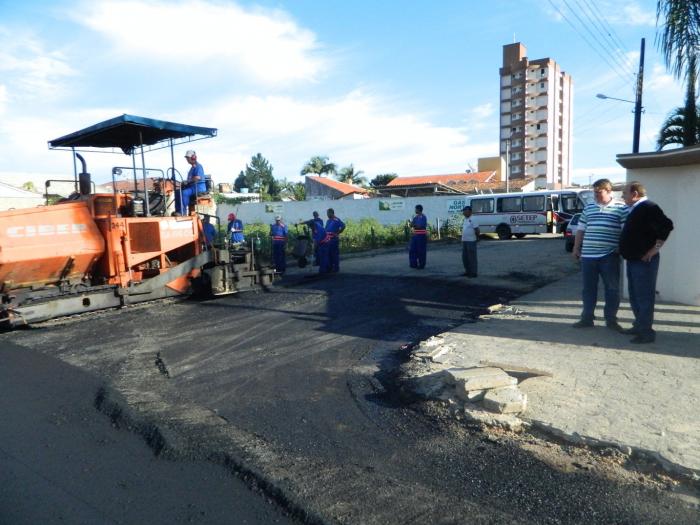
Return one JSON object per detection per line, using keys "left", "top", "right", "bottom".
{"left": 1, "top": 237, "right": 698, "bottom": 523}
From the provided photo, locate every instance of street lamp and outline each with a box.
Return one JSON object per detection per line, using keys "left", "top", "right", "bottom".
{"left": 596, "top": 93, "right": 635, "bottom": 104}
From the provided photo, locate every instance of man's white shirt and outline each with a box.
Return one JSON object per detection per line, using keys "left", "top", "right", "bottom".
{"left": 462, "top": 217, "right": 479, "bottom": 242}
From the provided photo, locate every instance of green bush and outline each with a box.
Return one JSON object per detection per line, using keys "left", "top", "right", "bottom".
{"left": 241, "top": 216, "right": 462, "bottom": 261}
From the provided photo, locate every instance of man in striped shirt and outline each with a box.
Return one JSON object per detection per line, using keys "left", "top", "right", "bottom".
{"left": 572, "top": 178, "right": 628, "bottom": 330}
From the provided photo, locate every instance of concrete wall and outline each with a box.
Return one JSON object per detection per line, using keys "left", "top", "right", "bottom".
{"left": 218, "top": 195, "right": 472, "bottom": 229}
{"left": 0, "top": 196, "right": 45, "bottom": 211}
{"left": 624, "top": 166, "right": 698, "bottom": 306}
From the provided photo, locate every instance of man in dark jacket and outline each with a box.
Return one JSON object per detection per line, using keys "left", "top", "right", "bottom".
{"left": 619, "top": 182, "right": 674, "bottom": 344}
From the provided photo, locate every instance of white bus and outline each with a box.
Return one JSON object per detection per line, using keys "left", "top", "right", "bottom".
{"left": 467, "top": 189, "right": 592, "bottom": 240}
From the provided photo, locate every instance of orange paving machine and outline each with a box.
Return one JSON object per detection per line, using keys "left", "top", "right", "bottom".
{"left": 0, "top": 115, "right": 274, "bottom": 327}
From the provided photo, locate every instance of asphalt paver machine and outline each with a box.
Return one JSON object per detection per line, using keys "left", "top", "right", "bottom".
{"left": 0, "top": 115, "right": 274, "bottom": 327}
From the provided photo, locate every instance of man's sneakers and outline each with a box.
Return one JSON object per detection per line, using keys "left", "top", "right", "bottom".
{"left": 572, "top": 319, "right": 655, "bottom": 343}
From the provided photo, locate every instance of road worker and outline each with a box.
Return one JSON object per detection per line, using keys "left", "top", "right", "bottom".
{"left": 325, "top": 208, "right": 345, "bottom": 273}
{"left": 227, "top": 212, "right": 245, "bottom": 245}
{"left": 409, "top": 204, "right": 428, "bottom": 269}
{"left": 175, "top": 150, "right": 207, "bottom": 215}
{"left": 270, "top": 215, "right": 288, "bottom": 273}
{"left": 202, "top": 215, "right": 217, "bottom": 247}
{"left": 298, "top": 214, "right": 330, "bottom": 273}
{"left": 311, "top": 211, "right": 324, "bottom": 266}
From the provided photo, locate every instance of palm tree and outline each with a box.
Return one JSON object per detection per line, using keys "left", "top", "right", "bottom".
{"left": 336, "top": 164, "right": 367, "bottom": 186}
{"left": 657, "top": 60, "right": 700, "bottom": 148}
{"left": 656, "top": 1, "right": 700, "bottom": 80}
{"left": 656, "top": 1, "right": 700, "bottom": 148}
{"left": 300, "top": 156, "right": 337, "bottom": 178}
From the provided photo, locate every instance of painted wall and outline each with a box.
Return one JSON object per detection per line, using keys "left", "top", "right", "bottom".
{"left": 624, "top": 167, "right": 698, "bottom": 306}
{"left": 0, "top": 196, "right": 45, "bottom": 211}
{"left": 218, "top": 194, "right": 472, "bottom": 229}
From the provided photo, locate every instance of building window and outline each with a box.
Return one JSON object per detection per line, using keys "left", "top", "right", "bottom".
{"left": 536, "top": 124, "right": 541, "bottom": 130}
{"left": 540, "top": 82, "right": 545, "bottom": 88}
{"left": 540, "top": 68, "right": 545, "bottom": 76}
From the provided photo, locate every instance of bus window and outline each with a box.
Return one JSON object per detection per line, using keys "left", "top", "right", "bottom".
{"left": 471, "top": 198, "right": 494, "bottom": 213}
{"left": 523, "top": 195, "right": 545, "bottom": 212}
{"left": 497, "top": 196, "right": 521, "bottom": 213}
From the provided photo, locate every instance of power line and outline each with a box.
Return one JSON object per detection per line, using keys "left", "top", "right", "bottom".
{"left": 585, "top": 0, "right": 634, "bottom": 57}
{"left": 560, "top": 0, "right": 637, "bottom": 79}
{"left": 546, "top": 0, "right": 634, "bottom": 87}
{"left": 572, "top": 0, "right": 637, "bottom": 78}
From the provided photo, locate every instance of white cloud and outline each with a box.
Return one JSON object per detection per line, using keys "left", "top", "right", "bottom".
{"left": 186, "top": 91, "right": 495, "bottom": 180}
{"left": 0, "top": 85, "right": 7, "bottom": 114}
{"left": 0, "top": 30, "right": 77, "bottom": 100}
{"left": 615, "top": 2, "right": 656, "bottom": 27}
{"left": 572, "top": 165, "right": 626, "bottom": 185}
{"left": 74, "top": 0, "right": 324, "bottom": 85}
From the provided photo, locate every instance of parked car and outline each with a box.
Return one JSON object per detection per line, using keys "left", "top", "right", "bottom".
{"left": 564, "top": 213, "right": 581, "bottom": 252}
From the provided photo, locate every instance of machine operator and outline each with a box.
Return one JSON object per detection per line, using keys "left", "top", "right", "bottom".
{"left": 174, "top": 150, "right": 208, "bottom": 216}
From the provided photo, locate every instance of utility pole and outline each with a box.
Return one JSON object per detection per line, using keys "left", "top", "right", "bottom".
{"left": 505, "top": 138, "right": 511, "bottom": 193}
{"left": 633, "top": 38, "right": 645, "bottom": 154}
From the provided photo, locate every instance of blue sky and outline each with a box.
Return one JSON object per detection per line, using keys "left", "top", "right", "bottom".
{"left": 0, "top": 0, "right": 684, "bottom": 188}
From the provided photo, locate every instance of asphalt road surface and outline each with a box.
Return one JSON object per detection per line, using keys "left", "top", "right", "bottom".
{"left": 2, "top": 237, "right": 697, "bottom": 524}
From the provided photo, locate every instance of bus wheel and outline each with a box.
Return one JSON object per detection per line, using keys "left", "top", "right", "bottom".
{"left": 496, "top": 224, "right": 512, "bottom": 240}
{"left": 514, "top": 233, "right": 526, "bottom": 239}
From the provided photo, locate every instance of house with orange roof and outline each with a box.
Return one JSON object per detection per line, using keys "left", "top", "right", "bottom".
{"left": 376, "top": 171, "right": 537, "bottom": 197}
{"left": 305, "top": 175, "right": 370, "bottom": 200}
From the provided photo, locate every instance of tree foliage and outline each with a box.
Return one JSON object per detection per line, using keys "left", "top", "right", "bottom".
{"left": 658, "top": 58, "right": 700, "bottom": 148}
{"left": 300, "top": 156, "right": 337, "bottom": 178}
{"left": 656, "top": 1, "right": 700, "bottom": 148}
{"left": 237, "top": 153, "right": 279, "bottom": 200}
{"left": 336, "top": 164, "right": 367, "bottom": 186}
{"left": 369, "top": 173, "right": 398, "bottom": 188}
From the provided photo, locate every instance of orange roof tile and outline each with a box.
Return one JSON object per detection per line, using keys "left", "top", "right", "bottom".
{"left": 386, "top": 172, "right": 496, "bottom": 187}
{"left": 306, "top": 175, "right": 369, "bottom": 195}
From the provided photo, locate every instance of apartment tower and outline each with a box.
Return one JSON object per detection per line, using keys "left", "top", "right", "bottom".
{"left": 499, "top": 42, "right": 573, "bottom": 188}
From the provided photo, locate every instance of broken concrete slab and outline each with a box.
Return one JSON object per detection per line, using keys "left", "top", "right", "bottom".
{"left": 462, "top": 403, "right": 524, "bottom": 432}
{"left": 483, "top": 386, "right": 528, "bottom": 414}
{"left": 444, "top": 367, "right": 517, "bottom": 391}
{"left": 456, "top": 388, "right": 486, "bottom": 403}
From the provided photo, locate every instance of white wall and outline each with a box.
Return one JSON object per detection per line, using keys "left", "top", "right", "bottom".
{"left": 625, "top": 167, "right": 698, "bottom": 305}
{"left": 218, "top": 194, "right": 474, "bottom": 229}
{"left": 0, "top": 196, "right": 45, "bottom": 211}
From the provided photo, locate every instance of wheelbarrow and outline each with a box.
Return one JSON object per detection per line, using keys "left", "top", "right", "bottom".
{"left": 292, "top": 225, "right": 312, "bottom": 268}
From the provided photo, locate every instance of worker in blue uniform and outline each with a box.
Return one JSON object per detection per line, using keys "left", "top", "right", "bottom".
{"left": 409, "top": 204, "right": 428, "bottom": 269}
{"left": 227, "top": 212, "right": 245, "bottom": 245}
{"left": 325, "top": 208, "right": 345, "bottom": 273}
{"left": 203, "top": 215, "right": 217, "bottom": 247}
{"left": 270, "top": 215, "right": 288, "bottom": 273}
{"left": 298, "top": 215, "right": 330, "bottom": 273}
{"left": 175, "top": 150, "right": 208, "bottom": 215}
{"left": 311, "top": 211, "right": 324, "bottom": 266}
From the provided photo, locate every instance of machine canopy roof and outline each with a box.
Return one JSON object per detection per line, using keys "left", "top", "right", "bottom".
{"left": 48, "top": 114, "right": 218, "bottom": 155}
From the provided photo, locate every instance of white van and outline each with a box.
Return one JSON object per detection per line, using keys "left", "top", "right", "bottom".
{"left": 468, "top": 189, "right": 590, "bottom": 240}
